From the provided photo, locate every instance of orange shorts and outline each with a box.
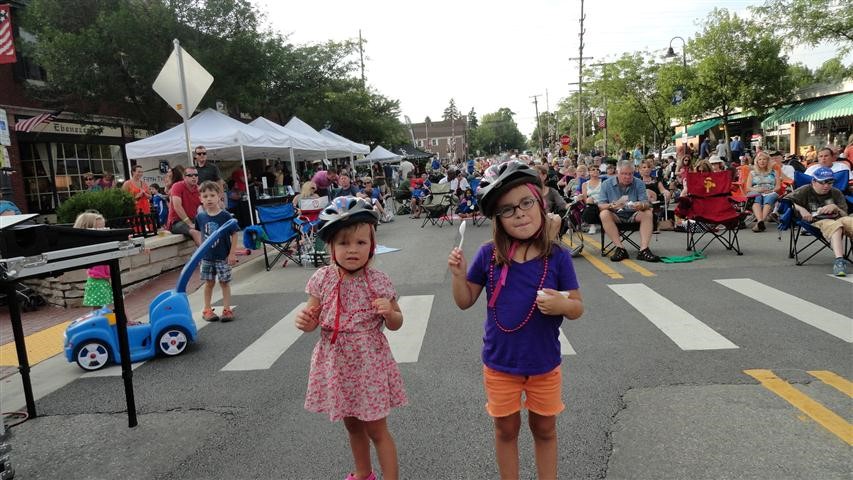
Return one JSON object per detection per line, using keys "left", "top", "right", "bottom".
{"left": 482, "top": 364, "right": 565, "bottom": 418}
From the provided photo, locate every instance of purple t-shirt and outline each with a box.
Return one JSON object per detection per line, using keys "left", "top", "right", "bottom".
{"left": 467, "top": 242, "right": 580, "bottom": 376}
{"left": 311, "top": 171, "right": 332, "bottom": 189}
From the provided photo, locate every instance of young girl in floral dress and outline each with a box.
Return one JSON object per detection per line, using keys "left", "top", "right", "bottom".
{"left": 295, "top": 196, "right": 406, "bottom": 480}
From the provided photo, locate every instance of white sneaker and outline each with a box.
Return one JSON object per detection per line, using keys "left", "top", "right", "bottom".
{"left": 587, "top": 225, "right": 597, "bottom": 234}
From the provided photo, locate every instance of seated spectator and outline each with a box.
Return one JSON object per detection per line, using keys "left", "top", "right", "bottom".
{"left": 638, "top": 159, "right": 669, "bottom": 205}
{"left": 331, "top": 173, "right": 360, "bottom": 198}
{"left": 598, "top": 161, "right": 661, "bottom": 262}
{"left": 786, "top": 167, "right": 852, "bottom": 276}
{"left": 535, "top": 164, "right": 567, "bottom": 215}
{"left": 580, "top": 167, "right": 604, "bottom": 233}
{"left": 358, "top": 178, "right": 392, "bottom": 223}
{"left": 409, "top": 173, "right": 430, "bottom": 219}
{"left": 83, "top": 172, "right": 102, "bottom": 192}
{"left": 311, "top": 168, "right": 338, "bottom": 198}
{"left": 805, "top": 146, "right": 851, "bottom": 178}
{"left": 565, "top": 164, "right": 589, "bottom": 198}
{"left": 167, "top": 166, "right": 202, "bottom": 245}
{"left": 292, "top": 180, "right": 319, "bottom": 209}
{"left": 456, "top": 187, "right": 475, "bottom": 217}
{"left": 746, "top": 152, "right": 781, "bottom": 232}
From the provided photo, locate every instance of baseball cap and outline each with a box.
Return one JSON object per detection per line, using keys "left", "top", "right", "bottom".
{"left": 812, "top": 167, "right": 834, "bottom": 182}
{"left": 708, "top": 155, "right": 724, "bottom": 164}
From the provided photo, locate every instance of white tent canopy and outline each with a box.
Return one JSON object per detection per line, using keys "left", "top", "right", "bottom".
{"left": 125, "top": 109, "right": 293, "bottom": 164}
{"left": 248, "top": 117, "right": 329, "bottom": 161}
{"left": 356, "top": 145, "right": 401, "bottom": 165}
{"left": 319, "top": 128, "right": 369, "bottom": 155}
{"left": 284, "top": 116, "right": 352, "bottom": 159}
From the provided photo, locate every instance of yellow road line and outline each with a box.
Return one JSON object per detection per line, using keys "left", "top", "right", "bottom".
{"left": 808, "top": 371, "right": 853, "bottom": 398}
{"left": 579, "top": 234, "right": 656, "bottom": 277}
{"left": 0, "top": 321, "right": 70, "bottom": 367}
{"left": 561, "top": 234, "right": 623, "bottom": 279}
{"left": 744, "top": 369, "right": 853, "bottom": 445}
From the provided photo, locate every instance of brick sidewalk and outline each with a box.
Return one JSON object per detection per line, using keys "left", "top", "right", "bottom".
{"left": 0, "top": 248, "right": 262, "bottom": 378}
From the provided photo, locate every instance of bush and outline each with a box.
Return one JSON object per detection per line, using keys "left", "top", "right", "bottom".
{"left": 55, "top": 189, "right": 136, "bottom": 224}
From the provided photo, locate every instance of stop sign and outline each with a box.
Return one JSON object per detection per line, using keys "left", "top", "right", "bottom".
{"left": 560, "top": 135, "right": 571, "bottom": 146}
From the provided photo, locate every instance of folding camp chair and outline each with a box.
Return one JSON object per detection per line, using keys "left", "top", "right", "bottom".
{"left": 392, "top": 186, "right": 412, "bottom": 216}
{"left": 420, "top": 183, "right": 453, "bottom": 228}
{"left": 675, "top": 171, "right": 747, "bottom": 255}
{"left": 469, "top": 178, "right": 488, "bottom": 227}
{"left": 778, "top": 170, "right": 853, "bottom": 266}
{"left": 295, "top": 197, "right": 329, "bottom": 267}
{"left": 599, "top": 220, "right": 642, "bottom": 256}
{"left": 255, "top": 203, "right": 302, "bottom": 270}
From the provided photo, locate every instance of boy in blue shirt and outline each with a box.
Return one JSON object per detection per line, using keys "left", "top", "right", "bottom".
{"left": 196, "top": 181, "right": 240, "bottom": 322}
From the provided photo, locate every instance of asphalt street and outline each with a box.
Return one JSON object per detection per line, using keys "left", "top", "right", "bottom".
{"left": 2, "top": 216, "right": 851, "bottom": 479}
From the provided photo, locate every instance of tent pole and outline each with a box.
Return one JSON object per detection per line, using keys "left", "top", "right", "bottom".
{"left": 240, "top": 144, "right": 254, "bottom": 226}
{"left": 350, "top": 154, "right": 355, "bottom": 174}
{"left": 289, "top": 147, "right": 298, "bottom": 194}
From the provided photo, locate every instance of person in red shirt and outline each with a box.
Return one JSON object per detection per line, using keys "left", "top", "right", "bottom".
{"left": 168, "top": 166, "right": 202, "bottom": 245}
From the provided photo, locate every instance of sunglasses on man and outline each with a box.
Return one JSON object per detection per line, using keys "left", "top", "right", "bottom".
{"left": 813, "top": 178, "right": 834, "bottom": 185}
{"left": 185, "top": 173, "right": 199, "bottom": 177}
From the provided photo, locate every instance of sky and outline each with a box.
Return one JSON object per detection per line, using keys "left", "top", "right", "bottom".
{"left": 254, "top": 0, "right": 848, "bottom": 137}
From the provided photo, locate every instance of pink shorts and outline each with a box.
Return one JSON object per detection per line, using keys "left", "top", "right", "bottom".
{"left": 483, "top": 365, "right": 565, "bottom": 417}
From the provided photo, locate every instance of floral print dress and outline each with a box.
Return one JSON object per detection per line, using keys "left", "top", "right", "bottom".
{"left": 304, "top": 266, "right": 408, "bottom": 422}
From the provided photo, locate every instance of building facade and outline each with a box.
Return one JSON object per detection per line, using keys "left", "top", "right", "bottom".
{"left": 409, "top": 117, "right": 468, "bottom": 163}
{"left": 0, "top": 1, "right": 147, "bottom": 215}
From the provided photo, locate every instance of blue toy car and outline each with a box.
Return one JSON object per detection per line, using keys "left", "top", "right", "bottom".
{"left": 63, "top": 219, "right": 238, "bottom": 371}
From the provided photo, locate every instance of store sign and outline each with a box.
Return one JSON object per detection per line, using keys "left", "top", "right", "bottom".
{"left": 31, "top": 120, "right": 122, "bottom": 137}
{"left": 0, "top": 108, "right": 10, "bottom": 146}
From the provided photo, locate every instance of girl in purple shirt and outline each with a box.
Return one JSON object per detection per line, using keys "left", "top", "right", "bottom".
{"left": 448, "top": 161, "right": 584, "bottom": 479}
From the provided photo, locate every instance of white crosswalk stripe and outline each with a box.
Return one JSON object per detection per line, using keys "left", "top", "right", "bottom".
{"left": 828, "top": 274, "right": 853, "bottom": 284}
{"left": 386, "top": 295, "right": 433, "bottom": 363}
{"left": 221, "top": 303, "right": 306, "bottom": 371}
{"left": 716, "top": 278, "right": 853, "bottom": 343}
{"left": 559, "top": 328, "right": 576, "bottom": 355}
{"left": 609, "top": 284, "right": 739, "bottom": 351}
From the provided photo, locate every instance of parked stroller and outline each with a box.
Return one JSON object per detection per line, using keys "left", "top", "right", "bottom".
{"left": 0, "top": 281, "right": 45, "bottom": 312}
{"left": 560, "top": 198, "right": 586, "bottom": 257}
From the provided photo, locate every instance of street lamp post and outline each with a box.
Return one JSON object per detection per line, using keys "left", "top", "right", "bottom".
{"left": 665, "top": 36, "right": 686, "bottom": 68}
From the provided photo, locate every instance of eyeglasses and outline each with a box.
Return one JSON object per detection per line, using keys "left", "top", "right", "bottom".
{"left": 813, "top": 179, "right": 834, "bottom": 185}
{"left": 495, "top": 196, "right": 537, "bottom": 218}
{"left": 195, "top": 152, "right": 207, "bottom": 156}
{"left": 84, "top": 177, "right": 94, "bottom": 181}
{"left": 185, "top": 173, "right": 199, "bottom": 177}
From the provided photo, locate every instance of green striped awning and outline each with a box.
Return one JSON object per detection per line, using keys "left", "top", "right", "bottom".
{"left": 671, "top": 117, "right": 722, "bottom": 140}
{"left": 761, "top": 92, "right": 853, "bottom": 129}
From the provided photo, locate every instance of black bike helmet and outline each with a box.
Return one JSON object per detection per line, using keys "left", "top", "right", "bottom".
{"left": 316, "top": 196, "right": 380, "bottom": 243}
{"left": 476, "top": 160, "right": 542, "bottom": 217}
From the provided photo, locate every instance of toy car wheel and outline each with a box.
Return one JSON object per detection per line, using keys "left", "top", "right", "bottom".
{"left": 157, "top": 328, "right": 189, "bottom": 356}
{"left": 75, "top": 341, "right": 111, "bottom": 371}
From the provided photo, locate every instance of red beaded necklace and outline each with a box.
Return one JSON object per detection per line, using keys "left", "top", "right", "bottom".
{"left": 487, "top": 246, "right": 548, "bottom": 333}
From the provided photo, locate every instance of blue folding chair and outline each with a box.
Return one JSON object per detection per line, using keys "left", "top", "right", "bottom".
{"left": 255, "top": 204, "right": 302, "bottom": 270}
{"left": 780, "top": 170, "right": 852, "bottom": 265}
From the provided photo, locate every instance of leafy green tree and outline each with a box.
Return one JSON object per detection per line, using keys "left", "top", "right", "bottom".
{"left": 468, "top": 108, "right": 478, "bottom": 129}
{"left": 786, "top": 63, "right": 816, "bottom": 89}
{"left": 472, "top": 108, "right": 525, "bottom": 155}
{"left": 677, "top": 8, "right": 792, "bottom": 149}
{"left": 813, "top": 57, "right": 853, "bottom": 84}
{"left": 753, "top": 0, "right": 853, "bottom": 55}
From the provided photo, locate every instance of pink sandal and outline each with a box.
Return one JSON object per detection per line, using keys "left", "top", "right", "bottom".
{"left": 345, "top": 472, "right": 376, "bottom": 480}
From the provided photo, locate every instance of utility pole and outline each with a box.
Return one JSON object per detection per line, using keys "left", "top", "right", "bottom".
{"left": 545, "top": 89, "right": 553, "bottom": 152}
{"left": 530, "top": 94, "right": 543, "bottom": 155}
{"left": 358, "top": 29, "right": 365, "bottom": 90}
{"left": 591, "top": 62, "right": 612, "bottom": 158}
{"left": 569, "top": 0, "right": 592, "bottom": 155}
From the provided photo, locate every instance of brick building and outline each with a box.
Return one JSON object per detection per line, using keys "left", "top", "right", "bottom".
{"left": 0, "top": 1, "right": 147, "bottom": 215}
{"left": 409, "top": 117, "right": 468, "bottom": 162}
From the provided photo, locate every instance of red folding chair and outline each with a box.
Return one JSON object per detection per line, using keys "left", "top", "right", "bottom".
{"left": 675, "top": 171, "right": 748, "bottom": 255}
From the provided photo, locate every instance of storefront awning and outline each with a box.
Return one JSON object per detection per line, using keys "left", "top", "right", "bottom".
{"left": 672, "top": 118, "right": 722, "bottom": 140}
{"left": 761, "top": 92, "right": 853, "bottom": 129}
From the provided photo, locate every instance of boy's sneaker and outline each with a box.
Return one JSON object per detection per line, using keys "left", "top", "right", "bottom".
{"left": 587, "top": 224, "right": 597, "bottom": 234}
{"left": 220, "top": 308, "right": 235, "bottom": 322}
{"left": 202, "top": 308, "right": 219, "bottom": 322}
{"left": 833, "top": 258, "right": 847, "bottom": 277}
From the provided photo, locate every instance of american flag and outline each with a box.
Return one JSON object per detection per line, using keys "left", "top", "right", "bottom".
{"left": 0, "top": 4, "right": 16, "bottom": 65}
{"left": 598, "top": 115, "right": 607, "bottom": 129}
{"left": 15, "top": 110, "right": 61, "bottom": 133}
